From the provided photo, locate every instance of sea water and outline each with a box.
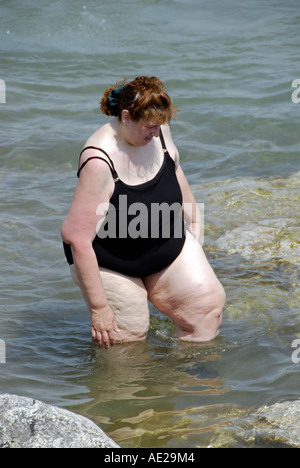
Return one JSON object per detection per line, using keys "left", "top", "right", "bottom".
{"left": 0, "top": 0, "right": 299, "bottom": 448}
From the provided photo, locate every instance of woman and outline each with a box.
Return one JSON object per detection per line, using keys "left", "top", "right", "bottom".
{"left": 62, "top": 76, "right": 225, "bottom": 350}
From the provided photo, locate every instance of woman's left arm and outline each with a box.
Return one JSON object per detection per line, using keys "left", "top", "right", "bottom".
{"left": 176, "top": 165, "right": 202, "bottom": 243}
{"left": 161, "top": 123, "right": 202, "bottom": 243}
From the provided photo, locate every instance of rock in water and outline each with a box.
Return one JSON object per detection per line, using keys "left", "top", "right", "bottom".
{"left": 210, "top": 400, "right": 300, "bottom": 448}
{"left": 0, "top": 394, "right": 120, "bottom": 448}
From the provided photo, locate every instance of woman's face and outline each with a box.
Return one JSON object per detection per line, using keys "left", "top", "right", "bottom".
{"left": 121, "top": 110, "right": 161, "bottom": 147}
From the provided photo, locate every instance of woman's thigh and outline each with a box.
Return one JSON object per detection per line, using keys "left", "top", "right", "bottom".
{"left": 143, "top": 232, "right": 225, "bottom": 341}
{"left": 70, "top": 265, "right": 150, "bottom": 342}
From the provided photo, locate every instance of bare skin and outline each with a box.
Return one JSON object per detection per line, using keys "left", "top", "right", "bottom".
{"left": 62, "top": 112, "right": 225, "bottom": 349}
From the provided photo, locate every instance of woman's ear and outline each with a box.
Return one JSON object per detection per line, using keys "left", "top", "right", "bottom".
{"left": 121, "top": 109, "right": 131, "bottom": 126}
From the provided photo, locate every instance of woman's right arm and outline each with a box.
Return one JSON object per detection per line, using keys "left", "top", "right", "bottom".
{"left": 61, "top": 157, "right": 120, "bottom": 349}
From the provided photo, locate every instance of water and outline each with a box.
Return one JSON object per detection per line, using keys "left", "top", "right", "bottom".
{"left": 0, "top": 0, "right": 300, "bottom": 448}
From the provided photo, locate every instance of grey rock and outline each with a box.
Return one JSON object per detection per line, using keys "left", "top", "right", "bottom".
{"left": 210, "top": 400, "right": 300, "bottom": 448}
{"left": 0, "top": 394, "right": 120, "bottom": 448}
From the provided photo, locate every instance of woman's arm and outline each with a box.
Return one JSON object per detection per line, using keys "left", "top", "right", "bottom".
{"left": 176, "top": 165, "right": 202, "bottom": 243}
{"left": 61, "top": 157, "right": 120, "bottom": 349}
{"left": 161, "top": 124, "right": 202, "bottom": 243}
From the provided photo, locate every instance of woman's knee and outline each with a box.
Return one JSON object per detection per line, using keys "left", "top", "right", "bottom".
{"left": 172, "top": 278, "right": 225, "bottom": 342}
{"left": 100, "top": 268, "right": 150, "bottom": 343}
{"left": 70, "top": 265, "right": 150, "bottom": 343}
{"left": 115, "top": 309, "right": 150, "bottom": 343}
{"left": 208, "top": 278, "right": 226, "bottom": 312}
{"left": 194, "top": 277, "right": 225, "bottom": 323}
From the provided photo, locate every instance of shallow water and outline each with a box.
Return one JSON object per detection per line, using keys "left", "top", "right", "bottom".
{"left": 0, "top": 0, "right": 300, "bottom": 448}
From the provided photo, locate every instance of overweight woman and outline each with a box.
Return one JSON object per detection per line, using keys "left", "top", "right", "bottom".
{"left": 62, "top": 76, "right": 225, "bottom": 349}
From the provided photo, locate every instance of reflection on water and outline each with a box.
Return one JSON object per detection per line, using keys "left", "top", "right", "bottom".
{"left": 68, "top": 334, "right": 234, "bottom": 448}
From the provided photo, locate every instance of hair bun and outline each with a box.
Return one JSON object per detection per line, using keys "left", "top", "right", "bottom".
{"left": 100, "top": 76, "right": 176, "bottom": 122}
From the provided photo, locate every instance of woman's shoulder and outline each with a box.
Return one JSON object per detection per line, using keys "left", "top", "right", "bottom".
{"left": 84, "top": 120, "right": 116, "bottom": 150}
{"left": 79, "top": 121, "right": 117, "bottom": 164}
{"left": 76, "top": 121, "right": 118, "bottom": 181}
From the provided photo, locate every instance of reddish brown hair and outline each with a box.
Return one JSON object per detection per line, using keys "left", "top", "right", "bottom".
{"left": 100, "top": 76, "right": 177, "bottom": 124}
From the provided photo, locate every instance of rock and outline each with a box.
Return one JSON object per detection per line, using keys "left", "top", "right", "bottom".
{"left": 0, "top": 394, "right": 120, "bottom": 448}
{"left": 210, "top": 400, "right": 300, "bottom": 448}
{"left": 215, "top": 220, "right": 300, "bottom": 266}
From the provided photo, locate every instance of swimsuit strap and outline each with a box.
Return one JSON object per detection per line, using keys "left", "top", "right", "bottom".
{"left": 77, "top": 131, "right": 167, "bottom": 179}
{"left": 159, "top": 128, "right": 169, "bottom": 153}
{"left": 77, "top": 146, "right": 119, "bottom": 180}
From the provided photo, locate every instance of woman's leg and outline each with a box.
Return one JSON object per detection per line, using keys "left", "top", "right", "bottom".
{"left": 70, "top": 265, "right": 150, "bottom": 343}
{"left": 143, "top": 232, "right": 226, "bottom": 342}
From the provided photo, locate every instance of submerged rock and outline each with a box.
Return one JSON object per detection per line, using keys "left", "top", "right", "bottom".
{"left": 210, "top": 400, "right": 300, "bottom": 448}
{"left": 0, "top": 394, "right": 120, "bottom": 448}
{"left": 194, "top": 171, "right": 300, "bottom": 266}
{"left": 215, "top": 219, "right": 300, "bottom": 265}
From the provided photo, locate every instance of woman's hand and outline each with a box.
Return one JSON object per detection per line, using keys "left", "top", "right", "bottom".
{"left": 91, "top": 305, "right": 120, "bottom": 350}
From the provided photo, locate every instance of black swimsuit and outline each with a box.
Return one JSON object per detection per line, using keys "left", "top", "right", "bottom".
{"left": 63, "top": 129, "right": 186, "bottom": 277}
